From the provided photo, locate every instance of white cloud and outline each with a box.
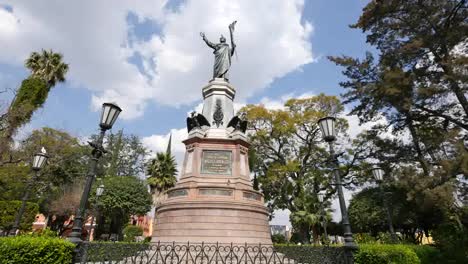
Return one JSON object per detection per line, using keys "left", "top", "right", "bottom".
{"left": 142, "top": 127, "right": 188, "bottom": 175}
{"left": 0, "top": 0, "right": 313, "bottom": 120}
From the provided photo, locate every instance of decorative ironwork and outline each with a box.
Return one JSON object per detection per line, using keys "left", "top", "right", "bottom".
{"left": 77, "top": 242, "right": 347, "bottom": 264}
{"left": 213, "top": 99, "right": 224, "bottom": 128}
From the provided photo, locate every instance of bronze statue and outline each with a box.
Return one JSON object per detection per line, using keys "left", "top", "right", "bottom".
{"left": 200, "top": 21, "right": 237, "bottom": 80}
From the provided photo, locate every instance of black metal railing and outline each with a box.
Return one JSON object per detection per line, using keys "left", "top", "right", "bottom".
{"left": 77, "top": 242, "right": 347, "bottom": 264}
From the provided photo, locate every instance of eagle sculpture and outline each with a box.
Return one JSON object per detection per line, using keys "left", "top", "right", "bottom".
{"left": 186, "top": 111, "right": 211, "bottom": 133}
{"left": 227, "top": 114, "right": 248, "bottom": 133}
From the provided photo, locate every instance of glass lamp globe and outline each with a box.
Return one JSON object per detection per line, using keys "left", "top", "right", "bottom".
{"left": 372, "top": 167, "right": 385, "bottom": 182}
{"left": 32, "top": 150, "right": 49, "bottom": 171}
{"left": 318, "top": 193, "right": 325, "bottom": 203}
{"left": 99, "top": 102, "right": 122, "bottom": 130}
{"left": 96, "top": 184, "right": 105, "bottom": 197}
{"left": 318, "top": 117, "right": 336, "bottom": 142}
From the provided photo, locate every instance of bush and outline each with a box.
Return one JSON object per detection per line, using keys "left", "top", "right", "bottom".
{"left": 271, "top": 233, "right": 287, "bottom": 244}
{"left": 355, "top": 244, "right": 420, "bottom": 264}
{"left": 274, "top": 244, "right": 346, "bottom": 263}
{"left": 0, "top": 236, "right": 74, "bottom": 264}
{"left": 432, "top": 221, "right": 468, "bottom": 264}
{"left": 406, "top": 245, "right": 442, "bottom": 264}
{"left": 83, "top": 242, "right": 149, "bottom": 262}
{"left": 123, "top": 225, "right": 143, "bottom": 242}
{"left": 30, "top": 227, "right": 58, "bottom": 237}
{"left": 0, "top": 200, "right": 39, "bottom": 233}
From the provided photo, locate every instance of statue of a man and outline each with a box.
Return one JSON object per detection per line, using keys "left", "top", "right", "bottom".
{"left": 200, "top": 21, "right": 237, "bottom": 80}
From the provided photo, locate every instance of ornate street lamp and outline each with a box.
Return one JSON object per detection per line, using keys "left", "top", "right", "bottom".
{"left": 372, "top": 166, "right": 397, "bottom": 243}
{"left": 318, "top": 117, "right": 336, "bottom": 142}
{"left": 317, "top": 192, "right": 329, "bottom": 245}
{"left": 96, "top": 184, "right": 105, "bottom": 197}
{"left": 318, "top": 117, "right": 357, "bottom": 263}
{"left": 10, "top": 149, "right": 49, "bottom": 236}
{"left": 371, "top": 167, "right": 384, "bottom": 182}
{"left": 68, "top": 103, "right": 121, "bottom": 247}
{"left": 87, "top": 184, "right": 104, "bottom": 241}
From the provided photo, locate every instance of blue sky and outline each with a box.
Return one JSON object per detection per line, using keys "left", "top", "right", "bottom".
{"left": 0, "top": 0, "right": 373, "bottom": 224}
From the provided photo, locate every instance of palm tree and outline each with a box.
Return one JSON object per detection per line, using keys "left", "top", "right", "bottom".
{"left": 1, "top": 49, "right": 68, "bottom": 159}
{"left": 146, "top": 152, "right": 178, "bottom": 194}
{"left": 25, "top": 49, "right": 69, "bottom": 87}
{"left": 291, "top": 210, "right": 321, "bottom": 244}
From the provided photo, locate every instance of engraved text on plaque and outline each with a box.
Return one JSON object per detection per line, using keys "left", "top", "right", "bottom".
{"left": 201, "top": 150, "right": 232, "bottom": 175}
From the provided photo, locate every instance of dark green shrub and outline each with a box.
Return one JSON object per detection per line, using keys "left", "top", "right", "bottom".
{"left": 354, "top": 233, "right": 377, "bottom": 244}
{"left": 31, "top": 227, "right": 58, "bottom": 238}
{"left": 272, "top": 233, "right": 287, "bottom": 244}
{"left": 407, "top": 245, "right": 442, "bottom": 264}
{"left": 83, "top": 242, "right": 149, "bottom": 262}
{"left": 274, "top": 244, "right": 346, "bottom": 263}
{"left": 354, "top": 244, "right": 420, "bottom": 264}
{"left": 432, "top": 222, "right": 468, "bottom": 264}
{"left": 0, "top": 236, "right": 74, "bottom": 264}
{"left": 123, "top": 225, "right": 143, "bottom": 242}
{"left": 9, "top": 77, "right": 48, "bottom": 127}
{"left": 0, "top": 200, "right": 39, "bottom": 233}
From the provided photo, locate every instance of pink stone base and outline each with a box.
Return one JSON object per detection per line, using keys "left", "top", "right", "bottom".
{"left": 152, "top": 200, "right": 272, "bottom": 244}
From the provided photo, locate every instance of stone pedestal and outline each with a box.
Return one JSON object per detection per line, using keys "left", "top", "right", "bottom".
{"left": 152, "top": 79, "right": 272, "bottom": 244}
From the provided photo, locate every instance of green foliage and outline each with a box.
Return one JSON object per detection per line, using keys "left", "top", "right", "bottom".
{"left": 354, "top": 244, "right": 420, "bottom": 264}
{"left": 98, "top": 130, "right": 150, "bottom": 177}
{"left": 20, "top": 127, "right": 88, "bottom": 214}
{"left": 123, "top": 225, "right": 143, "bottom": 242}
{"left": 274, "top": 244, "right": 346, "bottom": 263}
{"left": 90, "top": 176, "right": 151, "bottom": 239}
{"left": 0, "top": 236, "right": 74, "bottom": 264}
{"left": 30, "top": 227, "right": 58, "bottom": 238}
{"left": 93, "top": 176, "right": 152, "bottom": 217}
{"left": 330, "top": 0, "right": 468, "bottom": 253}
{"left": 354, "top": 233, "right": 377, "bottom": 244}
{"left": 432, "top": 220, "right": 468, "bottom": 263}
{"left": 271, "top": 233, "right": 287, "bottom": 244}
{"left": 6, "top": 78, "right": 48, "bottom": 135}
{"left": 82, "top": 242, "right": 149, "bottom": 262}
{"left": 146, "top": 152, "right": 177, "bottom": 193}
{"left": 349, "top": 186, "right": 445, "bottom": 243}
{"left": 406, "top": 245, "right": 443, "bottom": 264}
{"left": 242, "top": 95, "right": 356, "bottom": 242}
{"left": 0, "top": 164, "right": 30, "bottom": 201}
{"left": 25, "top": 49, "right": 69, "bottom": 87}
{"left": 1, "top": 49, "right": 68, "bottom": 155}
{"left": 0, "top": 200, "right": 39, "bottom": 233}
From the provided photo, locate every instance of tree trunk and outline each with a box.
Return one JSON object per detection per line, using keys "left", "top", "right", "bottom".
{"left": 405, "top": 114, "right": 430, "bottom": 176}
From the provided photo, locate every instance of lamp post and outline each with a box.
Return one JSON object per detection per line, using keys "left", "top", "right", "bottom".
{"left": 68, "top": 102, "right": 121, "bottom": 246}
{"left": 87, "top": 184, "right": 104, "bottom": 241}
{"left": 317, "top": 192, "right": 329, "bottom": 245}
{"left": 372, "top": 166, "right": 398, "bottom": 243}
{"left": 9, "top": 149, "right": 49, "bottom": 236}
{"left": 318, "top": 117, "right": 357, "bottom": 264}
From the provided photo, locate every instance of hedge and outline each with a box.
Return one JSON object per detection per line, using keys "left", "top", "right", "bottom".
{"left": 275, "top": 243, "right": 441, "bottom": 264}
{"left": 355, "top": 244, "right": 420, "bottom": 264}
{"left": 406, "top": 245, "right": 443, "bottom": 264}
{"left": 0, "top": 236, "right": 75, "bottom": 264}
{"left": 0, "top": 200, "right": 39, "bottom": 233}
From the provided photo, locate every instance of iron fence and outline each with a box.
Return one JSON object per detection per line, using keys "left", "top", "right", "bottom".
{"left": 77, "top": 242, "right": 347, "bottom": 264}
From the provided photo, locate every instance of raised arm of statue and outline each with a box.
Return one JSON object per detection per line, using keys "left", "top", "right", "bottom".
{"left": 229, "top": 21, "right": 237, "bottom": 57}
{"left": 200, "top": 32, "right": 216, "bottom": 49}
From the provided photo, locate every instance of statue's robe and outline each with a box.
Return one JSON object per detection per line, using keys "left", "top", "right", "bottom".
{"left": 213, "top": 43, "right": 231, "bottom": 79}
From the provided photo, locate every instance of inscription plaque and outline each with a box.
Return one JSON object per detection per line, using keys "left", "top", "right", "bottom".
{"left": 201, "top": 150, "right": 232, "bottom": 175}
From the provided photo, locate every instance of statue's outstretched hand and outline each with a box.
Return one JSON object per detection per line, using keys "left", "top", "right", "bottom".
{"left": 200, "top": 32, "right": 205, "bottom": 38}
{"left": 229, "top": 21, "right": 237, "bottom": 30}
